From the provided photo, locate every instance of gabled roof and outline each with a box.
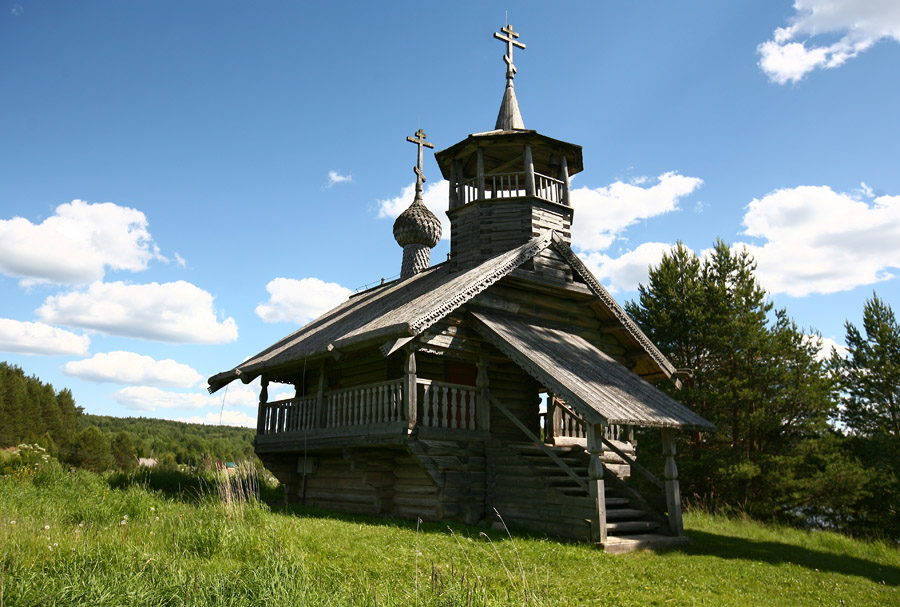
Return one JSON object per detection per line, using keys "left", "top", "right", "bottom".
{"left": 208, "top": 232, "right": 555, "bottom": 392}
{"left": 470, "top": 310, "right": 713, "bottom": 430}
{"left": 207, "top": 230, "right": 678, "bottom": 396}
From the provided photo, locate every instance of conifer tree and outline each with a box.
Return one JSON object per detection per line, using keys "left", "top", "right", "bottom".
{"left": 627, "top": 240, "right": 838, "bottom": 514}
{"left": 836, "top": 293, "right": 900, "bottom": 436}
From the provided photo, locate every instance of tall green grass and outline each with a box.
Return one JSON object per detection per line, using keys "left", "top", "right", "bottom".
{"left": 1, "top": 463, "right": 898, "bottom": 606}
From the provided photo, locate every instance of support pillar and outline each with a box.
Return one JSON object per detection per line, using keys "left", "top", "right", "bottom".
{"left": 661, "top": 428, "right": 684, "bottom": 537}
{"left": 476, "top": 147, "right": 485, "bottom": 201}
{"left": 257, "top": 378, "right": 269, "bottom": 435}
{"left": 586, "top": 422, "right": 607, "bottom": 544}
{"left": 560, "top": 154, "right": 570, "bottom": 206}
{"left": 405, "top": 347, "right": 418, "bottom": 432}
{"left": 449, "top": 158, "right": 458, "bottom": 209}
{"left": 315, "top": 364, "right": 326, "bottom": 428}
{"left": 476, "top": 351, "right": 490, "bottom": 432}
{"left": 524, "top": 143, "right": 535, "bottom": 197}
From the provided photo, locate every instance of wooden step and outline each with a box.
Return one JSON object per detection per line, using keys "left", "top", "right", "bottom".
{"left": 605, "top": 508, "right": 648, "bottom": 521}
{"left": 605, "top": 497, "right": 630, "bottom": 507}
{"left": 600, "top": 534, "right": 689, "bottom": 555}
{"left": 606, "top": 520, "right": 661, "bottom": 534}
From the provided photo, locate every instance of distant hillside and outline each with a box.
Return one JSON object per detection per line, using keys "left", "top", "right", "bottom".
{"left": 81, "top": 413, "right": 255, "bottom": 465}
{"left": 1, "top": 361, "right": 256, "bottom": 471}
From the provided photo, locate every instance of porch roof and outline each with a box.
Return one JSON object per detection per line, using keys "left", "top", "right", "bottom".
{"left": 469, "top": 310, "right": 714, "bottom": 430}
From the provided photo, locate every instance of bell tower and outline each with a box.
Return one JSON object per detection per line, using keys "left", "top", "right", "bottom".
{"left": 434, "top": 24, "right": 583, "bottom": 271}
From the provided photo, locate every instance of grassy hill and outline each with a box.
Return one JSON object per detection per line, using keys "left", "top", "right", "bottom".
{"left": 1, "top": 463, "right": 897, "bottom": 606}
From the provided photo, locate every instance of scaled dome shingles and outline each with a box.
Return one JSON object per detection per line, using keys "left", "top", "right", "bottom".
{"left": 393, "top": 198, "right": 442, "bottom": 248}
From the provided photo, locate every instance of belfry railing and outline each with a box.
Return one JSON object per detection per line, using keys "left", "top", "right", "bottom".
{"left": 457, "top": 171, "right": 564, "bottom": 206}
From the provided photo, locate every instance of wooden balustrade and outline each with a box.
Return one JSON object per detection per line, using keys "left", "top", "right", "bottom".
{"left": 325, "top": 380, "right": 405, "bottom": 428}
{"left": 546, "top": 398, "right": 629, "bottom": 444}
{"left": 418, "top": 380, "right": 479, "bottom": 430}
{"left": 259, "top": 378, "right": 485, "bottom": 435}
{"left": 261, "top": 395, "right": 317, "bottom": 434}
{"left": 457, "top": 172, "right": 563, "bottom": 206}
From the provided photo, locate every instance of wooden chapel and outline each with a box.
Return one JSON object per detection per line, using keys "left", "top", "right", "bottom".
{"left": 207, "top": 24, "right": 713, "bottom": 553}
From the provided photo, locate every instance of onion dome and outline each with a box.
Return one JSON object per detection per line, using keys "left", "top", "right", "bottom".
{"left": 393, "top": 198, "right": 442, "bottom": 248}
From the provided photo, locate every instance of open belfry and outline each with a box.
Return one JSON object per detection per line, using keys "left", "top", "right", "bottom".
{"left": 208, "top": 24, "right": 712, "bottom": 552}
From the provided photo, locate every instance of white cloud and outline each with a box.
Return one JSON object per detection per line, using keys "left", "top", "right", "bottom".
{"left": 581, "top": 242, "right": 678, "bottom": 294}
{"left": 255, "top": 277, "right": 352, "bottom": 324}
{"left": 112, "top": 376, "right": 294, "bottom": 413}
{"left": 569, "top": 172, "right": 703, "bottom": 252}
{"left": 738, "top": 185, "right": 900, "bottom": 296}
{"left": 63, "top": 351, "right": 204, "bottom": 388}
{"left": 326, "top": 170, "right": 353, "bottom": 188}
{"left": 758, "top": 0, "right": 900, "bottom": 84}
{"left": 377, "top": 180, "right": 450, "bottom": 240}
{"left": 808, "top": 335, "right": 849, "bottom": 361}
{"left": 36, "top": 280, "right": 238, "bottom": 343}
{"left": 0, "top": 319, "right": 90, "bottom": 356}
{"left": 112, "top": 386, "right": 213, "bottom": 411}
{"left": 180, "top": 410, "right": 256, "bottom": 428}
{"left": 0, "top": 200, "right": 160, "bottom": 285}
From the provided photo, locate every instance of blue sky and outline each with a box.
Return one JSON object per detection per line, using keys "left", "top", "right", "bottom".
{"left": 2, "top": 1, "right": 899, "bottom": 427}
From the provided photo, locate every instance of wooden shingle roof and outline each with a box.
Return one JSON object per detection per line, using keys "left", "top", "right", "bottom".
{"left": 470, "top": 310, "right": 713, "bottom": 430}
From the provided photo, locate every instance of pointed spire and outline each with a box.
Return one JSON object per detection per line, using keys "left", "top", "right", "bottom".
{"left": 493, "top": 24, "right": 526, "bottom": 131}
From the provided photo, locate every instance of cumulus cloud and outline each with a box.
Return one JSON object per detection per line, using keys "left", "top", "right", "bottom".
{"left": 112, "top": 386, "right": 213, "bottom": 411}
{"left": 580, "top": 242, "right": 677, "bottom": 294}
{"left": 0, "top": 200, "right": 161, "bottom": 285}
{"left": 377, "top": 180, "right": 450, "bottom": 240}
{"left": 36, "top": 280, "right": 238, "bottom": 343}
{"left": 0, "top": 319, "right": 90, "bottom": 356}
{"left": 569, "top": 172, "right": 703, "bottom": 252}
{"left": 737, "top": 185, "right": 900, "bottom": 296}
{"left": 112, "top": 376, "right": 294, "bottom": 413}
{"left": 326, "top": 170, "right": 353, "bottom": 188}
{"left": 63, "top": 351, "right": 204, "bottom": 388}
{"left": 180, "top": 410, "right": 256, "bottom": 428}
{"left": 256, "top": 277, "right": 353, "bottom": 324}
{"left": 808, "top": 335, "right": 849, "bottom": 361}
{"left": 758, "top": 0, "right": 900, "bottom": 84}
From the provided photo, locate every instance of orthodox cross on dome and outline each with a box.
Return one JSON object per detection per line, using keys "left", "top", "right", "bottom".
{"left": 406, "top": 128, "right": 434, "bottom": 200}
{"left": 494, "top": 24, "right": 525, "bottom": 80}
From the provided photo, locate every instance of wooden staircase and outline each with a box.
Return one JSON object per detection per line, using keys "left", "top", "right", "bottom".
{"left": 499, "top": 442, "right": 686, "bottom": 553}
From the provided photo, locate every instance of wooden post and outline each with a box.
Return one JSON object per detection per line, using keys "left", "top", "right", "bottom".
{"left": 405, "top": 347, "right": 418, "bottom": 432}
{"left": 586, "top": 422, "right": 607, "bottom": 544}
{"left": 449, "top": 157, "right": 458, "bottom": 209}
{"left": 315, "top": 364, "right": 326, "bottom": 428}
{"left": 545, "top": 395, "right": 557, "bottom": 444}
{"left": 661, "top": 428, "right": 684, "bottom": 537}
{"left": 257, "top": 378, "right": 269, "bottom": 435}
{"left": 524, "top": 143, "right": 535, "bottom": 197}
{"left": 476, "top": 147, "right": 485, "bottom": 201}
{"left": 454, "top": 159, "right": 466, "bottom": 205}
{"left": 476, "top": 351, "right": 490, "bottom": 432}
{"left": 560, "top": 154, "right": 570, "bottom": 206}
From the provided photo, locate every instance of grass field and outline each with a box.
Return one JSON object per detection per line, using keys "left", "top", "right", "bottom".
{"left": 1, "top": 463, "right": 898, "bottom": 606}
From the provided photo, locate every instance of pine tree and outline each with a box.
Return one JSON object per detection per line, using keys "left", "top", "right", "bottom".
{"left": 627, "top": 240, "right": 838, "bottom": 514}
{"left": 837, "top": 293, "right": 900, "bottom": 436}
{"left": 111, "top": 431, "right": 138, "bottom": 472}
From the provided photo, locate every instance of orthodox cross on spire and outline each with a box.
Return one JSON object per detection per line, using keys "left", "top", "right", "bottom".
{"left": 494, "top": 24, "right": 525, "bottom": 80}
{"left": 406, "top": 128, "right": 434, "bottom": 200}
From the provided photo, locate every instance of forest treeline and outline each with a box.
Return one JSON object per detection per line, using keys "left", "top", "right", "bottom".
{"left": 627, "top": 240, "right": 900, "bottom": 540}
{"left": 0, "top": 362, "right": 254, "bottom": 473}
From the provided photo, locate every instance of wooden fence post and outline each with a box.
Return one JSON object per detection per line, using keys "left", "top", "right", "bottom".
{"left": 661, "top": 428, "right": 684, "bottom": 537}
{"left": 586, "top": 422, "right": 607, "bottom": 545}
